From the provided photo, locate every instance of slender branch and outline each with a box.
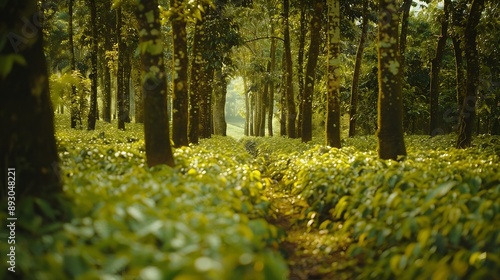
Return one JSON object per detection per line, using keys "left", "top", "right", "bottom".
{"left": 244, "top": 36, "right": 284, "bottom": 43}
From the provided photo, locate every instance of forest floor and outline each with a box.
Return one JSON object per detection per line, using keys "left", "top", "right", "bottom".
{"left": 264, "top": 185, "right": 353, "bottom": 280}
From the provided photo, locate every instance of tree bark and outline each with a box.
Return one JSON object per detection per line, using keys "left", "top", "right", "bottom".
{"left": 123, "top": 47, "right": 132, "bottom": 123}
{"left": 135, "top": 0, "right": 175, "bottom": 167}
{"left": 102, "top": 2, "right": 113, "bottom": 123}
{"left": 268, "top": 36, "right": 276, "bottom": 137}
{"left": 170, "top": 0, "right": 189, "bottom": 147}
{"left": 116, "top": 7, "right": 125, "bottom": 130}
{"left": 297, "top": 4, "right": 307, "bottom": 138}
{"left": 1, "top": 0, "right": 62, "bottom": 199}
{"left": 399, "top": 0, "right": 412, "bottom": 70}
{"left": 213, "top": 67, "right": 228, "bottom": 136}
{"left": 283, "top": 0, "right": 296, "bottom": 138}
{"left": 456, "top": 0, "right": 485, "bottom": 148}
{"left": 188, "top": 19, "right": 205, "bottom": 144}
{"left": 302, "top": 0, "right": 324, "bottom": 143}
{"left": 349, "top": 0, "right": 368, "bottom": 137}
{"left": 280, "top": 53, "right": 287, "bottom": 137}
{"left": 429, "top": 0, "right": 450, "bottom": 136}
{"left": 326, "top": 0, "right": 341, "bottom": 148}
{"left": 133, "top": 61, "right": 144, "bottom": 123}
{"left": 87, "top": 0, "right": 98, "bottom": 130}
{"left": 377, "top": 0, "right": 407, "bottom": 160}
{"left": 69, "top": 0, "right": 80, "bottom": 128}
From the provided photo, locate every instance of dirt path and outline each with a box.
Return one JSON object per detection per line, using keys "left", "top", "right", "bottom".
{"left": 265, "top": 186, "right": 352, "bottom": 280}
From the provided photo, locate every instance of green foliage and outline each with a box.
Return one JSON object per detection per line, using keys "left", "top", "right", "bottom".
{"left": 0, "top": 117, "right": 287, "bottom": 280}
{"left": 253, "top": 135, "right": 500, "bottom": 279}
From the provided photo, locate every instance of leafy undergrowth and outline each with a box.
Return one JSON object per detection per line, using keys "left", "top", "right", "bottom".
{"left": 0, "top": 116, "right": 288, "bottom": 280}
{"left": 250, "top": 135, "right": 500, "bottom": 279}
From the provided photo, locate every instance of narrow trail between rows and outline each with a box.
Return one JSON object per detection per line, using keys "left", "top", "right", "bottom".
{"left": 264, "top": 185, "right": 352, "bottom": 280}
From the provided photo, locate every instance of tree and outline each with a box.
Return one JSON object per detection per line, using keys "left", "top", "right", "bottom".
{"left": 135, "top": 0, "right": 175, "bottom": 167}
{"left": 213, "top": 68, "right": 228, "bottom": 135}
{"left": 348, "top": 0, "right": 369, "bottom": 137}
{"left": 283, "top": 0, "right": 296, "bottom": 138}
{"left": 376, "top": 0, "right": 407, "bottom": 160}
{"left": 456, "top": 0, "right": 485, "bottom": 148}
{"left": 170, "top": 0, "right": 189, "bottom": 147}
{"left": 301, "top": 0, "right": 324, "bottom": 143}
{"left": 69, "top": 0, "right": 81, "bottom": 128}
{"left": 1, "top": 0, "right": 62, "bottom": 199}
{"left": 325, "top": 0, "right": 341, "bottom": 148}
{"left": 188, "top": 16, "right": 205, "bottom": 144}
{"left": 117, "top": 6, "right": 126, "bottom": 130}
{"left": 429, "top": 0, "right": 451, "bottom": 136}
{"left": 87, "top": 0, "right": 98, "bottom": 130}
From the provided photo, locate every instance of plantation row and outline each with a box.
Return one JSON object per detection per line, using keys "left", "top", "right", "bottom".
{"left": 1, "top": 116, "right": 499, "bottom": 279}
{"left": 247, "top": 135, "right": 500, "bottom": 279}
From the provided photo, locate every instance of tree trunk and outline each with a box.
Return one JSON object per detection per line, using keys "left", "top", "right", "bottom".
{"left": 268, "top": 36, "right": 276, "bottom": 137}
{"left": 280, "top": 53, "right": 287, "bottom": 137}
{"left": 326, "top": 0, "right": 341, "bottom": 148}
{"left": 199, "top": 67, "right": 214, "bottom": 139}
{"left": 1, "top": 0, "right": 62, "bottom": 200}
{"left": 87, "top": 0, "right": 98, "bottom": 130}
{"left": 133, "top": 62, "right": 144, "bottom": 123}
{"left": 297, "top": 4, "right": 307, "bottom": 138}
{"left": 69, "top": 0, "right": 80, "bottom": 128}
{"left": 123, "top": 48, "right": 132, "bottom": 123}
{"left": 456, "top": 0, "right": 485, "bottom": 148}
{"left": 399, "top": 0, "right": 412, "bottom": 70}
{"left": 213, "top": 67, "right": 228, "bottom": 136}
{"left": 244, "top": 76, "right": 250, "bottom": 136}
{"left": 102, "top": 3, "right": 113, "bottom": 123}
{"left": 170, "top": 0, "right": 189, "bottom": 147}
{"left": 116, "top": 7, "right": 125, "bottom": 130}
{"left": 429, "top": 0, "right": 450, "bottom": 136}
{"left": 135, "top": 0, "right": 175, "bottom": 167}
{"left": 302, "top": 0, "right": 324, "bottom": 143}
{"left": 452, "top": 36, "right": 465, "bottom": 115}
{"left": 377, "top": 0, "right": 407, "bottom": 160}
{"left": 260, "top": 75, "right": 268, "bottom": 136}
{"left": 283, "top": 0, "right": 296, "bottom": 138}
{"left": 349, "top": 0, "right": 368, "bottom": 137}
{"left": 188, "top": 18, "right": 205, "bottom": 144}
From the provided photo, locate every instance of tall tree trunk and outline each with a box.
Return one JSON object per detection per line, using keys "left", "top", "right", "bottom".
{"left": 261, "top": 63, "right": 270, "bottom": 136}
{"left": 377, "top": 0, "right": 407, "bottom": 160}
{"left": 1, "top": 0, "right": 62, "bottom": 200}
{"left": 326, "top": 0, "right": 341, "bottom": 148}
{"left": 302, "top": 0, "right": 324, "bottom": 143}
{"left": 244, "top": 76, "right": 250, "bottom": 136}
{"left": 170, "top": 0, "right": 189, "bottom": 147}
{"left": 456, "top": 0, "right": 485, "bottom": 148}
{"left": 213, "top": 67, "right": 228, "bottom": 136}
{"left": 280, "top": 53, "right": 287, "bottom": 137}
{"left": 123, "top": 48, "right": 132, "bottom": 123}
{"left": 283, "top": 0, "right": 296, "bottom": 138}
{"left": 349, "top": 0, "right": 368, "bottom": 137}
{"left": 199, "top": 67, "right": 214, "bottom": 139}
{"left": 188, "top": 18, "right": 205, "bottom": 144}
{"left": 102, "top": 3, "right": 113, "bottom": 123}
{"left": 69, "top": 0, "right": 80, "bottom": 128}
{"left": 268, "top": 36, "right": 276, "bottom": 137}
{"left": 254, "top": 82, "right": 262, "bottom": 136}
{"left": 116, "top": 7, "right": 125, "bottom": 130}
{"left": 297, "top": 4, "right": 307, "bottom": 138}
{"left": 399, "top": 0, "right": 412, "bottom": 70}
{"left": 429, "top": 0, "right": 450, "bottom": 136}
{"left": 133, "top": 62, "right": 144, "bottom": 123}
{"left": 87, "top": 0, "right": 98, "bottom": 130}
{"left": 452, "top": 36, "right": 465, "bottom": 115}
{"left": 135, "top": 0, "right": 175, "bottom": 167}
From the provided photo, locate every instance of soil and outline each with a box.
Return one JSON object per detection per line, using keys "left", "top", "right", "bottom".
{"left": 265, "top": 186, "right": 353, "bottom": 280}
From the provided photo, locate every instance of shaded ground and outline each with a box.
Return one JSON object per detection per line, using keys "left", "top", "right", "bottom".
{"left": 265, "top": 186, "right": 353, "bottom": 280}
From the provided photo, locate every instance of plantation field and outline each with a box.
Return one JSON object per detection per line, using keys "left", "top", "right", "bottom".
{"left": 1, "top": 116, "right": 499, "bottom": 279}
